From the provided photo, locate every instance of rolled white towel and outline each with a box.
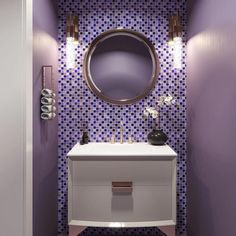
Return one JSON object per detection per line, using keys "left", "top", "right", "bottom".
{"left": 41, "top": 89, "right": 56, "bottom": 98}
{"left": 41, "top": 112, "right": 56, "bottom": 120}
{"left": 41, "top": 97, "right": 56, "bottom": 105}
{"left": 41, "top": 105, "right": 56, "bottom": 113}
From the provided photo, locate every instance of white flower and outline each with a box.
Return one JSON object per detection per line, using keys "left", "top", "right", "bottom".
{"left": 143, "top": 109, "right": 149, "bottom": 118}
{"left": 151, "top": 112, "right": 158, "bottom": 119}
{"left": 144, "top": 106, "right": 159, "bottom": 119}
{"left": 158, "top": 94, "right": 176, "bottom": 106}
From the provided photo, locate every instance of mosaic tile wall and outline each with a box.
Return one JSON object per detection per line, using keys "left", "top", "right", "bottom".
{"left": 58, "top": 0, "right": 187, "bottom": 235}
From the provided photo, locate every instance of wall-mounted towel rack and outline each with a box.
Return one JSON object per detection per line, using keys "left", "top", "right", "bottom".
{"left": 40, "top": 65, "right": 56, "bottom": 120}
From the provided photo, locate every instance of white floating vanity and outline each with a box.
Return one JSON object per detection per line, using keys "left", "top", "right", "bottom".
{"left": 67, "top": 143, "right": 177, "bottom": 236}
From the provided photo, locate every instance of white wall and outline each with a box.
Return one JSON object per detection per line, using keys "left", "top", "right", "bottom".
{"left": 0, "top": 0, "right": 32, "bottom": 236}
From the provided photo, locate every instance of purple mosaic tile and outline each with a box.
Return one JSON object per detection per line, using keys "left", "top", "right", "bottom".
{"left": 80, "top": 227, "right": 166, "bottom": 236}
{"left": 58, "top": 0, "right": 187, "bottom": 235}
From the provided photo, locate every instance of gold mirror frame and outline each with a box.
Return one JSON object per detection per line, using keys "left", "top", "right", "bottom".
{"left": 83, "top": 28, "right": 160, "bottom": 105}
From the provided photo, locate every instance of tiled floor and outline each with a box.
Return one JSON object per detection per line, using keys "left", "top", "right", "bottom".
{"left": 79, "top": 227, "right": 166, "bottom": 236}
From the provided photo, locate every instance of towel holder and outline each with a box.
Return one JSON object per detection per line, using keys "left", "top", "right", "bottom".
{"left": 41, "top": 65, "right": 56, "bottom": 120}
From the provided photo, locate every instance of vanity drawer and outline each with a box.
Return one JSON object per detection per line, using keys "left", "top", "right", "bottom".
{"left": 71, "top": 184, "right": 173, "bottom": 222}
{"left": 72, "top": 160, "right": 173, "bottom": 186}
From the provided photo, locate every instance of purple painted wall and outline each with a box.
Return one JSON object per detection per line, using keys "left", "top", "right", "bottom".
{"left": 187, "top": 1, "right": 236, "bottom": 236}
{"left": 33, "top": 0, "right": 58, "bottom": 235}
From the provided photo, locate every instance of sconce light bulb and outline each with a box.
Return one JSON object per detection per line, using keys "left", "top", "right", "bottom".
{"left": 73, "top": 40, "right": 79, "bottom": 46}
{"left": 173, "top": 36, "right": 182, "bottom": 70}
{"left": 168, "top": 40, "right": 174, "bottom": 46}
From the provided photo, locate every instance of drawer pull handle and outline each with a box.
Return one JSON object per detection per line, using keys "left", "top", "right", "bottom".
{"left": 112, "top": 181, "right": 133, "bottom": 194}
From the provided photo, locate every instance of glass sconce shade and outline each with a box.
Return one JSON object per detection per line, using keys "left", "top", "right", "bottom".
{"left": 168, "top": 14, "right": 183, "bottom": 69}
{"left": 173, "top": 36, "right": 182, "bottom": 69}
{"left": 66, "top": 14, "right": 78, "bottom": 68}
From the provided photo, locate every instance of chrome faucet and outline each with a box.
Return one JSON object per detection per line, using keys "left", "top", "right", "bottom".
{"left": 120, "top": 122, "right": 124, "bottom": 144}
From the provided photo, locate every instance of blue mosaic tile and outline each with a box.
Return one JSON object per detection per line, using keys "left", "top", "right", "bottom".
{"left": 58, "top": 0, "right": 187, "bottom": 235}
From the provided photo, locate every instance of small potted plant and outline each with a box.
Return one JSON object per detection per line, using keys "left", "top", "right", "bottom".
{"left": 144, "top": 94, "right": 175, "bottom": 145}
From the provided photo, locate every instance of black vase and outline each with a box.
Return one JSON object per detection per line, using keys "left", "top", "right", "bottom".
{"left": 80, "top": 132, "right": 89, "bottom": 145}
{"left": 147, "top": 129, "right": 168, "bottom": 146}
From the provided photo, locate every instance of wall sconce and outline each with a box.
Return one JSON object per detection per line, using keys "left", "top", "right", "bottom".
{"left": 169, "top": 15, "right": 182, "bottom": 70}
{"left": 66, "top": 14, "right": 79, "bottom": 69}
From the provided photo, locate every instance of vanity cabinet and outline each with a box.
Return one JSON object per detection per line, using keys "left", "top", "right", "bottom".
{"left": 67, "top": 143, "right": 177, "bottom": 236}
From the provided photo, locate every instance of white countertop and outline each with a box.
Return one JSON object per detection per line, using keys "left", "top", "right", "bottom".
{"left": 67, "top": 142, "right": 177, "bottom": 159}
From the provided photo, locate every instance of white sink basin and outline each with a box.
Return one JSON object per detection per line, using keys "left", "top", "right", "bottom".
{"left": 67, "top": 142, "right": 177, "bottom": 159}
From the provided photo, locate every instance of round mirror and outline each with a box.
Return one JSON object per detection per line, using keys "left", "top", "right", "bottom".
{"left": 84, "top": 29, "right": 160, "bottom": 105}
